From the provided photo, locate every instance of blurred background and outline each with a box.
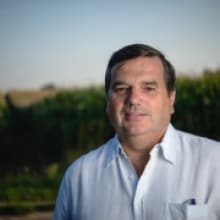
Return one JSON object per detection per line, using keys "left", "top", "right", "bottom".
{"left": 0, "top": 0, "right": 220, "bottom": 218}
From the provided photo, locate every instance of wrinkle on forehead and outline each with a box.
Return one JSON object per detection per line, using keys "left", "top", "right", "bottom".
{"left": 111, "top": 57, "right": 164, "bottom": 83}
{"left": 111, "top": 57, "right": 164, "bottom": 77}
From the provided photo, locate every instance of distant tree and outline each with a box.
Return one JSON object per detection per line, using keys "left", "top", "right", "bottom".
{"left": 41, "top": 83, "right": 56, "bottom": 90}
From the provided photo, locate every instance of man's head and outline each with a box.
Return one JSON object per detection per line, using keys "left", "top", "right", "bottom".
{"left": 105, "top": 44, "right": 176, "bottom": 142}
{"left": 105, "top": 44, "right": 176, "bottom": 97}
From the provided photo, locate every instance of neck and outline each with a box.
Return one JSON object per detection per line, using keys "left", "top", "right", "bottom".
{"left": 124, "top": 146, "right": 150, "bottom": 177}
{"left": 118, "top": 130, "right": 166, "bottom": 177}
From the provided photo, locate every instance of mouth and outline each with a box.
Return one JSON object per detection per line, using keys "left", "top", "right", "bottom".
{"left": 124, "top": 112, "right": 148, "bottom": 121}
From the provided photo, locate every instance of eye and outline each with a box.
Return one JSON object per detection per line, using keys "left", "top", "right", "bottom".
{"left": 114, "top": 85, "right": 129, "bottom": 95}
{"left": 143, "top": 86, "right": 156, "bottom": 93}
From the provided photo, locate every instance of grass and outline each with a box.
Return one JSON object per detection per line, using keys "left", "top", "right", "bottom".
{"left": 0, "top": 175, "right": 60, "bottom": 201}
{"left": 6, "top": 89, "right": 60, "bottom": 108}
{"left": 0, "top": 201, "right": 54, "bottom": 215}
{"left": 0, "top": 169, "right": 63, "bottom": 215}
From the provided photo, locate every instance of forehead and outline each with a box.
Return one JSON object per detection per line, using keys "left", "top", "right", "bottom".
{"left": 111, "top": 56, "right": 164, "bottom": 81}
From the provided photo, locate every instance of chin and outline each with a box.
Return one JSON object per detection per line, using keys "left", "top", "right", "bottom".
{"left": 124, "top": 128, "right": 148, "bottom": 136}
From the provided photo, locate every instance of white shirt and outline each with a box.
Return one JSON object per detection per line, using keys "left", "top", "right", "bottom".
{"left": 53, "top": 124, "right": 220, "bottom": 220}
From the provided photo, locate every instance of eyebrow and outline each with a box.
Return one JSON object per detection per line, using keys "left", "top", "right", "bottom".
{"left": 141, "top": 81, "right": 158, "bottom": 87}
{"left": 111, "top": 81, "right": 129, "bottom": 88}
{"left": 110, "top": 80, "right": 158, "bottom": 91}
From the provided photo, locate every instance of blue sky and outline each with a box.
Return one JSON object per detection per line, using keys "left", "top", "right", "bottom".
{"left": 0, "top": 0, "right": 220, "bottom": 92}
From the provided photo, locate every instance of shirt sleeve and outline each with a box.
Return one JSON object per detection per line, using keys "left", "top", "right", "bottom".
{"left": 52, "top": 171, "right": 72, "bottom": 220}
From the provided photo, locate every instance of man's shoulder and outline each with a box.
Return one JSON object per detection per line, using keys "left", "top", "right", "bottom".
{"left": 65, "top": 137, "right": 115, "bottom": 175}
{"left": 176, "top": 128, "right": 220, "bottom": 154}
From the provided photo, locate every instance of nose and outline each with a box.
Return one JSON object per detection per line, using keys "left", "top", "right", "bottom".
{"left": 125, "top": 87, "right": 141, "bottom": 105}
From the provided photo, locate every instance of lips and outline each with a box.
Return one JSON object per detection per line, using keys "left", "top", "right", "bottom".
{"left": 124, "top": 112, "right": 147, "bottom": 121}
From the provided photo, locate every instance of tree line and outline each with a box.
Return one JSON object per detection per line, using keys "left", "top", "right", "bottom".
{"left": 0, "top": 70, "right": 220, "bottom": 176}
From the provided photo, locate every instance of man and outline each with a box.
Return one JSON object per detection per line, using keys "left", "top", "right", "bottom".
{"left": 53, "top": 44, "right": 220, "bottom": 220}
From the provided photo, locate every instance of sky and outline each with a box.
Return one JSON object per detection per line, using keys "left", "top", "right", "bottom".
{"left": 0, "top": 0, "right": 220, "bottom": 92}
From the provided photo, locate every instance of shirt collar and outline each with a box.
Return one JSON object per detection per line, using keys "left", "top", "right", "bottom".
{"left": 106, "top": 134, "right": 121, "bottom": 167}
{"left": 159, "top": 123, "right": 180, "bottom": 164}
{"left": 106, "top": 123, "right": 180, "bottom": 167}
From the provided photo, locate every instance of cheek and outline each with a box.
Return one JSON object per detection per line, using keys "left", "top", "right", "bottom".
{"left": 107, "top": 99, "right": 123, "bottom": 119}
{"left": 159, "top": 98, "right": 174, "bottom": 117}
{"left": 149, "top": 98, "right": 170, "bottom": 116}
{"left": 108, "top": 96, "right": 123, "bottom": 110}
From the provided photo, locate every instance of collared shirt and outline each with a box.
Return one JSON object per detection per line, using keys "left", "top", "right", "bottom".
{"left": 53, "top": 124, "right": 220, "bottom": 220}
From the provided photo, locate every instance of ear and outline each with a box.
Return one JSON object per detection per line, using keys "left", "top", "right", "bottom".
{"left": 106, "top": 101, "right": 109, "bottom": 114}
{"left": 105, "top": 91, "right": 111, "bottom": 114}
{"left": 106, "top": 105, "right": 108, "bottom": 114}
{"left": 170, "top": 90, "right": 176, "bottom": 114}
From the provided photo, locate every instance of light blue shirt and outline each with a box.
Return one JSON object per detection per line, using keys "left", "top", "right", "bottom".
{"left": 53, "top": 124, "right": 220, "bottom": 220}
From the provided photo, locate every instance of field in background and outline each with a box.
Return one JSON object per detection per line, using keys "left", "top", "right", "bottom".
{"left": 0, "top": 69, "right": 220, "bottom": 215}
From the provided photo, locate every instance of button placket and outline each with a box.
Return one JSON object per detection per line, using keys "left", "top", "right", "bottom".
{"left": 133, "top": 147, "right": 159, "bottom": 220}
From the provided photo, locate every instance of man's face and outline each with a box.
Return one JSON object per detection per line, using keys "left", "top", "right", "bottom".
{"left": 106, "top": 56, "right": 175, "bottom": 139}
